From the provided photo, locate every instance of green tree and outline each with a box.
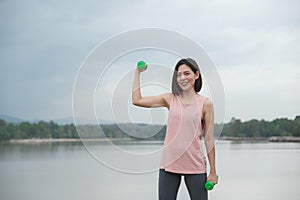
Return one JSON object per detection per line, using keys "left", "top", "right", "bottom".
{"left": 19, "top": 122, "right": 31, "bottom": 138}
{"left": 243, "top": 119, "right": 260, "bottom": 138}
{"left": 293, "top": 116, "right": 300, "bottom": 137}
{"left": 37, "top": 121, "right": 50, "bottom": 138}
{"left": 229, "top": 118, "right": 244, "bottom": 137}
{"left": 0, "top": 119, "right": 10, "bottom": 141}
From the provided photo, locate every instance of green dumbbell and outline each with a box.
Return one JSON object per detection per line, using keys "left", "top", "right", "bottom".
{"left": 137, "top": 60, "right": 146, "bottom": 70}
{"left": 204, "top": 181, "right": 215, "bottom": 190}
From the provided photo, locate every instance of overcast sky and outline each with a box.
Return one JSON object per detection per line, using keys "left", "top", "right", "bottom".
{"left": 0, "top": 0, "right": 299, "bottom": 124}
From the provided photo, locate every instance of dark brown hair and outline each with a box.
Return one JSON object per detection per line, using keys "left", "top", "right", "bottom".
{"left": 171, "top": 58, "right": 202, "bottom": 95}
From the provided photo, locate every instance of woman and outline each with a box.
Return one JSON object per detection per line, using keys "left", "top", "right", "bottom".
{"left": 132, "top": 58, "right": 218, "bottom": 200}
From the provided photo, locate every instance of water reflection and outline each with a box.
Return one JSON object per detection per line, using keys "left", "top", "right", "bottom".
{"left": 0, "top": 141, "right": 299, "bottom": 200}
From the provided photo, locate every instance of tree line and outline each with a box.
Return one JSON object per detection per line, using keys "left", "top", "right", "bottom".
{"left": 220, "top": 116, "right": 300, "bottom": 138}
{"left": 0, "top": 120, "right": 78, "bottom": 141}
{"left": 0, "top": 116, "right": 299, "bottom": 141}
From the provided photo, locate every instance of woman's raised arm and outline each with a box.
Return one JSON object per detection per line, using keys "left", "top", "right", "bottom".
{"left": 132, "top": 67, "right": 171, "bottom": 108}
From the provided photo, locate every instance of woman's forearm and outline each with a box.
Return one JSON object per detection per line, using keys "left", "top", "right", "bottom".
{"left": 132, "top": 68, "right": 142, "bottom": 105}
{"left": 206, "top": 143, "right": 216, "bottom": 175}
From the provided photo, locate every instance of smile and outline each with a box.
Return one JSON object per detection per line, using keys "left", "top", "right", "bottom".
{"left": 180, "top": 81, "right": 188, "bottom": 87}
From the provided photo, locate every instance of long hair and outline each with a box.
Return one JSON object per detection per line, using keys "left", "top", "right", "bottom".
{"left": 171, "top": 58, "right": 202, "bottom": 95}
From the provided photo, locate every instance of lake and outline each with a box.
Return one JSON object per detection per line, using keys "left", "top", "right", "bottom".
{"left": 0, "top": 141, "right": 299, "bottom": 200}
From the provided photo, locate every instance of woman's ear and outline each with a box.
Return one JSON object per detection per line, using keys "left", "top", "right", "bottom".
{"left": 195, "top": 71, "right": 200, "bottom": 79}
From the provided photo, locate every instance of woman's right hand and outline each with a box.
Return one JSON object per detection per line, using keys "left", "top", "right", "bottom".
{"left": 136, "top": 64, "right": 148, "bottom": 72}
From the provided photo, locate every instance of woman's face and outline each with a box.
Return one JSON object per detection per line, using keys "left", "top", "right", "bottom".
{"left": 176, "top": 64, "right": 199, "bottom": 92}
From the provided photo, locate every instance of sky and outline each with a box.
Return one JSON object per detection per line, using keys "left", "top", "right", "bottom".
{"left": 0, "top": 0, "right": 299, "bottom": 124}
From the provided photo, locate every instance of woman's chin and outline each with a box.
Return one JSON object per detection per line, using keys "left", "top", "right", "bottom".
{"left": 179, "top": 87, "right": 193, "bottom": 92}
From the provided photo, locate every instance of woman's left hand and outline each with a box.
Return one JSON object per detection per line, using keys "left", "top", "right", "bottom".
{"left": 207, "top": 173, "right": 218, "bottom": 185}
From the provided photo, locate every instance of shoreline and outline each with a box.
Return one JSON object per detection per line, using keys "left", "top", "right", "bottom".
{"left": 6, "top": 138, "right": 125, "bottom": 144}
{"left": 220, "top": 136, "right": 300, "bottom": 142}
{"left": 3, "top": 136, "right": 300, "bottom": 144}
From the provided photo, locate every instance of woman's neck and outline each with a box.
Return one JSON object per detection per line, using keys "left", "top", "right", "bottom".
{"left": 180, "top": 90, "right": 198, "bottom": 103}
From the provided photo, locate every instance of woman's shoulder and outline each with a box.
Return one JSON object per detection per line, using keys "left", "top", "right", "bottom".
{"left": 161, "top": 93, "right": 173, "bottom": 102}
{"left": 196, "top": 94, "right": 213, "bottom": 108}
{"left": 202, "top": 97, "right": 213, "bottom": 112}
{"left": 196, "top": 94, "right": 210, "bottom": 102}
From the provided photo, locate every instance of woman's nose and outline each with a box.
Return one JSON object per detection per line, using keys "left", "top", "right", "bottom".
{"left": 180, "top": 74, "right": 186, "bottom": 80}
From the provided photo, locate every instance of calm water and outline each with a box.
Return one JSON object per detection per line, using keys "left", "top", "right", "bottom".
{"left": 0, "top": 141, "right": 300, "bottom": 200}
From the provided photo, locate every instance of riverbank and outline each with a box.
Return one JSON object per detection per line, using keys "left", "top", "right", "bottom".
{"left": 221, "top": 136, "right": 300, "bottom": 142}
{"left": 268, "top": 136, "right": 300, "bottom": 142}
{"left": 7, "top": 138, "right": 118, "bottom": 144}
{"left": 3, "top": 136, "right": 300, "bottom": 144}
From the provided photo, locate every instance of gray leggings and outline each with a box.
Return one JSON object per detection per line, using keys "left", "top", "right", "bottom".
{"left": 159, "top": 169, "right": 208, "bottom": 200}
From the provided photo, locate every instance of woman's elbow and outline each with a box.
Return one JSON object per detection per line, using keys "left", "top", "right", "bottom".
{"left": 132, "top": 99, "right": 143, "bottom": 107}
{"left": 132, "top": 101, "right": 139, "bottom": 106}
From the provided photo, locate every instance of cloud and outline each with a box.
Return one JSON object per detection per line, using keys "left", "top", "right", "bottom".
{"left": 0, "top": 0, "right": 299, "bottom": 122}
{"left": 220, "top": 64, "right": 300, "bottom": 121}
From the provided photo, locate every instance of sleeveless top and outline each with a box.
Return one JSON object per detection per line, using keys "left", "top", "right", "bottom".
{"left": 160, "top": 94, "right": 207, "bottom": 174}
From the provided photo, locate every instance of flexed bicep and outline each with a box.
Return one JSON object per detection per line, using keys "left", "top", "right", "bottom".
{"left": 132, "top": 93, "right": 171, "bottom": 108}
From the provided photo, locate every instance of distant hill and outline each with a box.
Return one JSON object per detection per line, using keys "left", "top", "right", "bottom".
{"left": 0, "top": 114, "right": 24, "bottom": 124}
{"left": 0, "top": 114, "right": 112, "bottom": 125}
{"left": 53, "top": 117, "right": 112, "bottom": 125}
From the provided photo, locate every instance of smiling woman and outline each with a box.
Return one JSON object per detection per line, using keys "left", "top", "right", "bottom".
{"left": 132, "top": 58, "right": 218, "bottom": 200}
{"left": 172, "top": 58, "right": 202, "bottom": 96}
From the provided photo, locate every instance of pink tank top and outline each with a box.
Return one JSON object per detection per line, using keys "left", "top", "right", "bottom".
{"left": 160, "top": 94, "right": 207, "bottom": 174}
